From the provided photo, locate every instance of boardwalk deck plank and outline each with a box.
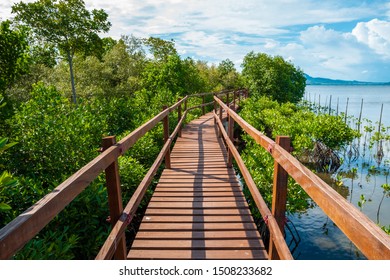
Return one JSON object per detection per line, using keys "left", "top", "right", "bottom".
{"left": 127, "top": 112, "right": 268, "bottom": 260}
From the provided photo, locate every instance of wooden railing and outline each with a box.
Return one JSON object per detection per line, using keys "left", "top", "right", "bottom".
{"left": 95, "top": 89, "right": 251, "bottom": 260}
{"left": 2, "top": 88, "right": 387, "bottom": 260}
{"left": 213, "top": 95, "right": 390, "bottom": 260}
{"left": 0, "top": 90, "right": 249, "bottom": 260}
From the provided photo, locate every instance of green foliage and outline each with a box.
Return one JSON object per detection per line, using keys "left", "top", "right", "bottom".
{"left": 14, "top": 226, "right": 79, "bottom": 259}
{"left": 102, "top": 40, "right": 144, "bottom": 96}
{"left": 0, "top": 20, "right": 30, "bottom": 93}
{"left": 381, "top": 225, "right": 390, "bottom": 235}
{"left": 12, "top": 0, "right": 111, "bottom": 103}
{"left": 7, "top": 82, "right": 105, "bottom": 184}
{"left": 0, "top": 137, "right": 18, "bottom": 217}
{"left": 118, "top": 156, "right": 147, "bottom": 203}
{"left": 242, "top": 52, "right": 306, "bottom": 103}
{"left": 142, "top": 54, "right": 197, "bottom": 97}
{"left": 217, "top": 59, "right": 242, "bottom": 90}
{"left": 53, "top": 180, "right": 110, "bottom": 259}
{"left": 12, "top": 180, "right": 109, "bottom": 259}
{"left": 196, "top": 61, "right": 222, "bottom": 92}
{"left": 238, "top": 95, "right": 359, "bottom": 212}
{"left": 358, "top": 194, "right": 366, "bottom": 210}
{"left": 0, "top": 176, "right": 46, "bottom": 228}
{"left": 0, "top": 137, "right": 19, "bottom": 226}
{"left": 239, "top": 96, "right": 358, "bottom": 154}
{"left": 0, "top": 137, "right": 17, "bottom": 155}
{"left": 0, "top": 171, "right": 18, "bottom": 213}
{"left": 143, "top": 37, "right": 177, "bottom": 62}
{"left": 12, "top": 0, "right": 111, "bottom": 56}
{"left": 241, "top": 136, "right": 310, "bottom": 213}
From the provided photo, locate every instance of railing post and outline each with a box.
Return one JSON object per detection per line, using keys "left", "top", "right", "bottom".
{"left": 102, "top": 136, "right": 127, "bottom": 260}
{"left": 163, "top": 106, "right": 171, "bottom": 169}
{"left": 226, "top": 92, "right": 229, "bottom": 106}
{"left": 202, "top": 95, "right": 205, "bottom": 115}
{"left": 213, "top": 95, "right": 217, "bottom": 125}
{"left": 269, "top": 135, "right": 291, "bottom": 260}
{"left": 233, "top": 91, "right": 237, "bottom": 110}
{"left": 177, "top": 98, "right": 182, "bottom": 137}
{"left": 218, "top": 101, "right": 223, "bottom": 138}
{"left": 227, "top": 105, "right": 234, "bottom": 167}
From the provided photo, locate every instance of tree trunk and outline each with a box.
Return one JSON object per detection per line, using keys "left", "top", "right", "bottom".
{"left": 67, "top": 51, "right": 77, "bottom": 105}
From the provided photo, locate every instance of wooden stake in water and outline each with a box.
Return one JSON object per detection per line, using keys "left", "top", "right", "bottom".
{"left": 378, "top": 103, "right": 383, "bottom": 134}
{"left": 376, "top": 103, "right": 384, "bottom": 166}
{"left": 318, "top": 94, "right": 321, "bottom": 113}
{"left": 336, "top": 97, "right": 339, "bottom": 116}
{"left": 344, "top": 97, "right": 349, "bottom": 124}
{"left": 325, "top": 96, "right": 328, "bottom": 114}
{"left": 328, "top": 95, "right": 332, "bottom": 115}
{"left": 358, "top": 98, "right": 364, "bottom": 133}
{"left": 314, "top": 93, "right": 316, "bottom": 108}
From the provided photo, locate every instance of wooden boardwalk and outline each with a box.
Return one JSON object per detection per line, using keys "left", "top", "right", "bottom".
{"left": 127, "top": 112, "right": 268, "bottom": 260}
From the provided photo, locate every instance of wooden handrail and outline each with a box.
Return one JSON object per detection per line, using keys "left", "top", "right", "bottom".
{"left": 95, "top": 93, "right": 240, "bottom": 260}
{"left": 5, "top": 88, "right": 387, "bottom": 261}
{"left": 0, "top": 89, "right": 244, "bottom": 260}
{"left": 0, "top": 97, "right": 188, "bottom": 260}
{"left": 214, "top": 111, "right": 293, "bottom": 260}
{"left": 214, "top": 95, "right": 390, "bottom": 260}
{"left": 96, "top": 110, "right": 188, "bottom": 259}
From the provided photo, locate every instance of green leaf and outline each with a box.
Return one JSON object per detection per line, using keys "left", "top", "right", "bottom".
{"left": 0, "top": 171, "right": 18, "bottom": 188}
{"left": 0, "top": 138, "right": 17, "bottom": 152}
{"left": 0, "top": 202, "right": 12, "bottom": 212}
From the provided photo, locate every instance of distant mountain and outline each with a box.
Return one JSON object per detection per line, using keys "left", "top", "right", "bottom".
{"left": 304, "top": 74, "right": 390, "bottom": 85}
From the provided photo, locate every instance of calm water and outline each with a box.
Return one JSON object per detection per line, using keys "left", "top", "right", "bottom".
{"left": 285, "top": 85, "right": 390, "bottom": 260}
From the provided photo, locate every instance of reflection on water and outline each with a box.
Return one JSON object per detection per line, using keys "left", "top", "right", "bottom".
{"left": 288, "top": 85, "right": 390, "bottom": 259}
{"left": 286, "top": 208, "right": 366, "bottom": 260}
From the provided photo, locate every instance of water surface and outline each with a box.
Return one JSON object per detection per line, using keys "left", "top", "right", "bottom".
{"left": 286, "top": 85, "right": 390, "bottom": 259}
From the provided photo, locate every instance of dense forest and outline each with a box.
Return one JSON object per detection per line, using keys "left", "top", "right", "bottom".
{"left": 0, "top": 0, "right": 359, "bottom": 259}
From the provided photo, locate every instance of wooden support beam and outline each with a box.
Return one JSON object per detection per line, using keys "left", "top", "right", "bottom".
{"left": 202, "top": 95, "right": 205, "bottom": 115}
{"left": 233, "top": 91, "right": 236, "bottom": 110}
{"left": 213, "top": 98, "right": 217, "bottom": 124}
{"left": 269, "top": 136, "right": 291, "bottom": 260}
{"left": 163, "top": 106, "right": 171, "bottom": 169}
{"left": 213, "top": 112, "right": 293, "bottom": 260}
{"left": 177, "top": 98, "right": 182, "bottom": 137}
{"left": 218, "top": 103, "right": 223, "bottom": 138}
{"left": 226, "top": 92, "right": 229, "bottom": 106}
{"left": 227, "top": 105, "right": 234, "bottom": 168}
{"left": 213, "top": 94, "right": 390, "bottom": 260}
{"left": 102, "top": 136, "right": 127, "bottom": 260}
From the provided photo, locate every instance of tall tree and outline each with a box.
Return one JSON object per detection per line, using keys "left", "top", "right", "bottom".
{"left": 12, "top": 0, "right": 111, "bottom": 104}
{"left": 143, "top": 37, "right": 177, "bottom": 62}
{"left": 242, "top": 52, "right": 306, "bottom": 103}
{"left": 0, "top": 20, "right": 30, "bottom": 93}
{"left": 217, "top": 59, "right": 242, "bottom": 90}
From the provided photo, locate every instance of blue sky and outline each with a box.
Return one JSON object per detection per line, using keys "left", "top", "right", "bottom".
{"left": 1, "top": 0, "right": 390, "bottom": 82}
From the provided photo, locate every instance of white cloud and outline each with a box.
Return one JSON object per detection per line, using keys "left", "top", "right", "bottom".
{"left": 352, "top": 19, "right": 390, "bottom": 59}
{"left": 1, "top": 0, "right": 390, "bottom": 82}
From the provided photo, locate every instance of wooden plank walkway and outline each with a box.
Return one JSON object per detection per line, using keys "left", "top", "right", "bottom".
{"left": 127, "top": 112, "right": 268, "bottom": 259}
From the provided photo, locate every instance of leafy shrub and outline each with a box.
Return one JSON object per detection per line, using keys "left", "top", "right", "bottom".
{"left": 240, "top": 96, "right": 358, "bottom": 155}
{"left": 241, "top": 136, "right": 311, "bottom": 213}
{"left": 238, "top": 95, "right": 358, "bottom": 212}
{"left": 7, "top": 82, "right": 106, "bottom": 185}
